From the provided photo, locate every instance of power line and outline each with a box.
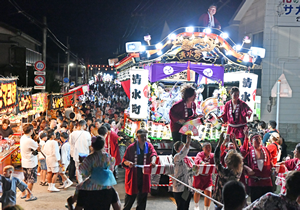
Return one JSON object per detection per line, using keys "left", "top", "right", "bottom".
{"left": 8, "top": 0, "right": 84, "bottom": 64}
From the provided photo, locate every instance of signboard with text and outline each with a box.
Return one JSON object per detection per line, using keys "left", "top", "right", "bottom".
{"left": 278, "top": 0, "right": 300, "bottom": 26}
{"left": 129, "top": 68, "right": 148, "bottom": 119}
{"left": 0, "top": 79, "right": 17, "bottom": 115}
{"left": 239, "top": 73, "right": 258, "bottom": 122}
{"left": 32, "top": 93, "right": 48, "bottom": 113}
{"left": 17, "top": 88, "right": 32, "bottom": 113}
{"left": 48, "top": 94, "right": 64, "bottom": 110}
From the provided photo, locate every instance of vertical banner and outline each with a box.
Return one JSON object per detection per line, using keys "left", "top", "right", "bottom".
{"left": 17, "top": 88, "right": 33, "bottom": 113}
{"left": 130, "top": 68, "right": 148, "bottom": 119}
{"left": 0, "top": 78, "right": 17, "bottom": 115}
{"left": 239, "top": 73, "right": 258, "bottom": 122}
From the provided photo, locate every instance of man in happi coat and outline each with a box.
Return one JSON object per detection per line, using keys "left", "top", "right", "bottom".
{"left": 122, "top": 129, "right": 157, "bottom": 210}
{"left": 103, "top": 123, "right": 122, "bottom": 178}
{"left": 220, "top": 87, "right": 252, "bottom": 144}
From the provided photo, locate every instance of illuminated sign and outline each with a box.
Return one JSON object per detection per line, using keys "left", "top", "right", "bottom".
{"left": 0, "top": 79, "right": 17, "bottom": 114}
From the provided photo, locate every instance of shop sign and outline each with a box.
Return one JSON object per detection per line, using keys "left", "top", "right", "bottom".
{"left": 0, "top": 79, "right": 17, "bottom": 114}
{"left": 32, "top": 93, "right": 48, "bottom": 113}
{"left": 48, "top": 94, "right": 64, "bottom": 110}
{"left": 17, "top": 88, "right": 32, "bottom": 113}
{"left": 129, "top": 68, "right": 148, "bottom": 119}
{"left": 278, "top": 0, "right": 300, "bottom": 26}
{"left": 63, "top": 93, "right": 77, "bottom": 108}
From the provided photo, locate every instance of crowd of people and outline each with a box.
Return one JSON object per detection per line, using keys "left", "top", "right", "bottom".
{"left": 170, "top": 85, "right": 300, "bottom": 210}
{"left": 0, "top": 81, "right": 300, "bottom": 210}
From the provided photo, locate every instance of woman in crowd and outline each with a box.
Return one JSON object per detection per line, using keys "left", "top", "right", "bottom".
{"left": 67, "top": 135, "right": 120, "bottom": 210}
{"left": 220, "top": 87, "right": 252, "bottom": 144}
{"left": 240, "top": 129, "right": 273, "bottom": 202}
{"left": 266, "top": 132, "right": 282, "bottom": 165}
{"left": 213, "top": 132, "right": 244, "bottom": 210}
{"left": 169, "top": 85, "right": 198, "bottom": 155}
{"left": 173, "top": 134, "right": 199, "bottom": 210}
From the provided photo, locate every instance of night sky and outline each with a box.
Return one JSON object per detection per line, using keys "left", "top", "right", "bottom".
{"left": 1, "top": 0, "right": 243, "bottom": 64}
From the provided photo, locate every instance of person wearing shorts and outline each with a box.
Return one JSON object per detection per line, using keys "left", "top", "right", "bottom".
{"left": 38, "top": 132, "right": 48, "bottom": 186}
{"left": 193, "top": 143, "right": 214, "bottom": 210}
{"left": 43, "top": 129, "right": 61, "bottom": 192}
{"left": 20, "top": 124, "right": 39, "bottom": 200}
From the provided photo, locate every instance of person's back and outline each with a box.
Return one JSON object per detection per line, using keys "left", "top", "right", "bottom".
{"left": 20, "top": 134, "right": 38, "bottom": 169}
{"left": 43, "top": 139, "right": 60, "bottom": 167}
{"left": 74, "top": 130, "right": 91, "bottom": 162}
{"left": 222, "top": 180, "right": 246, "bottom": 210}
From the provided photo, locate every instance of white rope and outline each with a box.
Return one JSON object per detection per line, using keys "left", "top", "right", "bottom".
{"left": 168, "top": 174, "right": 224, "bottom": 207}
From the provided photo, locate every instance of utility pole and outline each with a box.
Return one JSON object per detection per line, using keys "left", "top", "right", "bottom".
{"left": 75, "top": 54, "right": 78, "bottom": 86}
{"left": 67, "top": 36, "right": 70, "bottom": 80}
{"left": 43, "top": 16, "right": 47, "bottom": 92}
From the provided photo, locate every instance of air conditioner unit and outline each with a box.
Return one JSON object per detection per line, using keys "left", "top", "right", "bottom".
{"left": 126, "top": 42, "right": 142, "bottom": 53}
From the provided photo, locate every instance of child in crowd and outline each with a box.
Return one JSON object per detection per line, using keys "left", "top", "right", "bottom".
{"left": 43, "top": 129, "right": 61, "bottom": 192}
{"left": 0, "top": 165, "right": 36, "bottom": 209}
{"left": 38, "top": 132, "right": 48, "bottom": 186}
{"left": 58, "top": 132, "right": 73, "bottom": 189}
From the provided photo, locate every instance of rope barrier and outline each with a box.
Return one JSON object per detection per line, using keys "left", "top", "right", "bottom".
{"left": 168, "top": 174, "right": 224, "bottom": 207}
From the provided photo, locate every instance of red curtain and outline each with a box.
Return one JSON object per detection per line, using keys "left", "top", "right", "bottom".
{"left": 121, "top": 79, "right": 130, "bottom": 99}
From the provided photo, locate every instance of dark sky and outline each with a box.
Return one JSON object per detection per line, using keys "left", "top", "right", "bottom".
{"left": 1, "top": 0, "right": 243, "bottom": 64}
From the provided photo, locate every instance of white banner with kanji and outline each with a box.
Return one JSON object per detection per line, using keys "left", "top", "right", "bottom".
{"left": 130, "top": 68, "right": 149, "bottom": 119}
{"left": 239, "top": 73, "right": 258, "bottom": 122}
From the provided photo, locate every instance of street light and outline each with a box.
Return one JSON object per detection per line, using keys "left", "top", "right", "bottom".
{"left": 68, "top": 63, "right": 74, "bottom": 82}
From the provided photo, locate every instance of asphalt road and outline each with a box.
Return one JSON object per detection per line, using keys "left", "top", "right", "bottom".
{"left": 9, "top": 168, "right": 206, "bottom": 210}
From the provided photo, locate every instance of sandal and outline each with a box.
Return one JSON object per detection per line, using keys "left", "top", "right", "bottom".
{"left": 25, "top": 196, "right": 37, "bottom": 202}
{"left": 21, "top": 194, "right": 27, "bottom": 199}
{"left": 42, "top": 182, "right": 49, "bottom": 186}
{"left": 39, "top": 182, "right": 43, "bottom": 185}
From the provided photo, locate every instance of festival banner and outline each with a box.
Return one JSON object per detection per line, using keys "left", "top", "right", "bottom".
{"left": 17, "top": 87, "right": 32, "bottom": 113}
{"left": 0, "top": 78, "right": 18, "bottom": 115}
{"left": 129, "top": 68, "right": 148, "bottom": 119}
{"left": 48, "top": 93, "right": 64, "bottom": 110}
{"left": 32, "top": 93, "right": 48, "bottom": 113}
{"left": 238, "top": 72, "right": 258, "bottom": 122}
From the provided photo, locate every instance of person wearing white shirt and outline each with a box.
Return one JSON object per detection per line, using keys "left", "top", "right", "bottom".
{"left": 38, "top": 132, "right": 48, "bottom": 186}
{"left": 20, "top": 124, "right": 39, "bottom": 200}
{"left": 69, "top": 120, "right": 91, "bottom": 183}
{"left": 58, "top": 132, "right": 73, "bottom": 189}
{"left": 43, "top": 130, "right": 61, "bottom": 192}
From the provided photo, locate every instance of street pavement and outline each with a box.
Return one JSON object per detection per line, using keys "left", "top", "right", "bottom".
{"left": 10, "top": 168, "right": 205, "bottom": 210}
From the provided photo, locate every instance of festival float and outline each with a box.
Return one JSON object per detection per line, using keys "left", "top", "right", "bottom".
{"left": 115, "top": 26, "right": 265, "bottom": 153}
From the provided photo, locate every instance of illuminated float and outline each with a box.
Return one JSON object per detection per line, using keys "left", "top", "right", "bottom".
{"left": 115, "top": 26, "right": 265, "bottom": 151}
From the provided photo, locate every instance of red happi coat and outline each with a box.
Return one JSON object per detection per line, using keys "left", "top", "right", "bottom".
{"left": 169, "top": 99, "right": 196, "bottom": 132}
{"left": 241, "top": 137, "right": 272, "bottom": 187}
{"left": 285, "top": 158, "right": 300, "bottom": 171}
{"left": 105, "top": 131, "right": 121, "bottom": 166}
{"left": 193, "top": 151, "right": 214, "bottom": 190}
{"left": 122, "top": 141, "right": 157, "bottom": 195}
{"left": 221, "top": 99, "right": 252, "bottom": 139}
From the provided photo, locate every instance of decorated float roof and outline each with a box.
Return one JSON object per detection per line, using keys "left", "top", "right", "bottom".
{"left": 115, "top": 26, "right": 265, "bottom": 72}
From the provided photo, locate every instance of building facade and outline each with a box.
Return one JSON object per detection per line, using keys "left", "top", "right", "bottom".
{"left": 0, "top": 22, "right": 42, "bottom": 87}
{"left": 225, "top": 0, "right": 300, "bottom": 142}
